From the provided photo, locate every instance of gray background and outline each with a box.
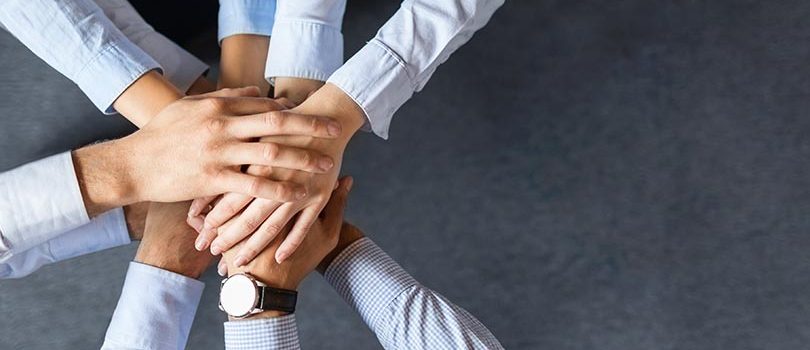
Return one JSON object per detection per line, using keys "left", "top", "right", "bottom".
{"left": 2, "top": 1, "right": 810, "bottom": 349}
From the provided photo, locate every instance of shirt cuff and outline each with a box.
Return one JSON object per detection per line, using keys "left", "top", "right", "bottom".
{"left": 73, "top": 37, "right": 163, "bottom": 114}
{"left": 0, "top": 152, "right": 90, "bottom": 259}
{"left": 224, "top": 315, "right": 301, "bottom": 350}
{"left": 0, "top": 208, "right": 130, "bottom": 279}
{"left": 218, "top": 0, "right": 276, "bottom": 43}
{"left": 265, "top": 19, "right": 343, "bottom": 84}
{"left": 327, "top": 41, "right": 415, "bottom": 140}
{"left": 103, "top": 262, "right": 205, "bottom": 350}
{"left": 324, "top": 237, "right": 418, "bottom": 333}
{"left": 134, "top": 31, "right": 209, "bottom": 94}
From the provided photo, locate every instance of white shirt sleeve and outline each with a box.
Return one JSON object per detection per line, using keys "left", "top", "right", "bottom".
{"left": 264, "top": 0, "right": 346, "bottom": 83}
{"left": 0, "top": 208, "right": 130, "bottom": 279}
{"left": 326, "top": 0, "right": 504, "bottom": 139}
{"left": 218, "top": 0, "right": 277, "bottom": 42}
{"left": 0, "top": 0, "right": 161, "bottom": 113}
{"left": 93, "top": 0, "right": 209, "bottom": 93}
{"left": 102, "top": 262, "right": 205, "bottom": 350}
{"left": 0, "top": 152, "right": 91, "bottom": 261}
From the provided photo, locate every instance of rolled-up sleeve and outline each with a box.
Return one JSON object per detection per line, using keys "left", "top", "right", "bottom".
{"left": 264, "top": 0, "right": 346, "bottom": 83}
{"left": 1, "top": 208, "right": 130, "bottom": 279}
{"left": 218, "top": 0, "right": 277, "bottom": 42}
{"left": 94, "top": 0, "right": 209, "bottom": 93}
{"left": 0, "top": 152, "right": 91, "bottom": 261}
{"left": 327, "top": 0, "right": 504, "bottom": 139}
{"left": 0, "top": 0, "right": 162, "bottom": 113}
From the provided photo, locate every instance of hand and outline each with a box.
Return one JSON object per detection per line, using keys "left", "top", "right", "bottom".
{"left": 135, "top": 202, "right": 215, "bottom": 279}
{"left": 75, "top": 86, "right": 344, "bottom": 215}
{"left": 190, "top": 84, "right": 365, "bottom": 265}
{"left": 317, "top": 222, "right": 366, "bottom": 274}
{"left": 220, "top": 177, "right": 353, "bottom": 296}
{"left": 123, "top": 202, "right": 149, "bottom": 240}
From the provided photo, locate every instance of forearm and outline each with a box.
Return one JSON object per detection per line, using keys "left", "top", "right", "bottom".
{"left": 72, "top": 139, "right": 139, "bottom": 217}
{"left": 112, "top": 70, "right": 184, "bottom": 127}
{"left": 219, "top": 34, "right": 271, "bottom": 95}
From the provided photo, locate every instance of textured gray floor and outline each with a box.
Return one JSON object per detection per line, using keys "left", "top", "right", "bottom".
{"left": 3, "top": 1, "right": 810, "bottom": 349}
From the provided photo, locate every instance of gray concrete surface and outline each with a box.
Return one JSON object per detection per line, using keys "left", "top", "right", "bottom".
{"left": 3, "top": 1, "right": 810, "bottom": 349}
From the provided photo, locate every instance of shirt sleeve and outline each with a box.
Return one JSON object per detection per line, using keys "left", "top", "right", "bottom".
{"left": 0, "top": 0, "right": 162, "bottom": 113}
{"left": 0, "top": 152, "right": 91, "bottom": 261}
{"left": 324, "top": 238, "right": 505, "bottom": 349}
{"left": 264, "top": 0, "right": 346, "bottom": 83}
{"left": 224, "top": 315, "right": 301, "bottom": 350}
{"left": 93, "top": 0, "right": 209, "bottom": 93}
{"left": 102, "top": 262, "right": 205, "bottom": 350}
{"left": 0, "top": 208, "right": 130, "bottom": 279}
{"left": 326, "top": 0, "right": 504, "bottom": 139}
{"left": 218, "top": 0, "right": 277, "bottom": 42}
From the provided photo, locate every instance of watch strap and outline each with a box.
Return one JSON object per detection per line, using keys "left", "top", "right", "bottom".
{"left": 257, "top": 286, "right": 297, "bottom": 313}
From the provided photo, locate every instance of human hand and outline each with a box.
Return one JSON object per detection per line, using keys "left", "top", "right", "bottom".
{"left": 317, "top": 221, "right": 366, "bottom": 274}
{"left": 110, "top": 86, "right": 342, "bottom": 205}
{"left": 219, "top": 177, "right": 353, "bottom": 294}
{"left": 190, "top": 84, "right": 365, "bottom": 265}
{"left": 135, "top": 202, "right": 215, "bottom": 279}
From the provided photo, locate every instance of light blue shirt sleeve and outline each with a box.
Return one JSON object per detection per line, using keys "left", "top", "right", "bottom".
{"left": 0, "top": 208, "right": 130, "bottom": 279}
{"left": 102, "top": 262, "right": 205, "bottom": 350}
{"left": 0, "top": 152, "right": 91, "bottom": 260}
{"left": 264, "top": 0, "right": 346, "bottom": 83}
{"left": 218, "top": 0, "right": 277, "bottom": 42}
{"left": 94, "top": 0, "right": 209, "bottom": 93}
{"left": 324, "top": 238, "right": 505, "bottom": 350}
{"left": 0, "top": 0, "right": 162, "bottom": 113}
{"left": 326, "top": 0, "right": 505, "bottom": 139}
{"left": 222, "top": 237, "right": 504, "bottom": 349}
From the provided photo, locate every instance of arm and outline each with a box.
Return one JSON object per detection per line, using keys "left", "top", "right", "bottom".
{"left": 102, "top": 201, "right": 212, "bottom": 350}
{"left": 320, "top": 225, "right": 505, "bottom": 350}
{"left": 220, "top": 177, "right": 353, "bottom": 350}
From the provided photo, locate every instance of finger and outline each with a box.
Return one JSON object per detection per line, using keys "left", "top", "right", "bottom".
{"left": 274, "top": 97, "right": 296, "bottom": 109}
{"left": 202, "top": 192, "right": 254, "bottom": 231}
{"left": 189, "top": 196, "right": 218, "bottom": 218}
{"left": 227, "top": 110, "right": 341, "bottom": 139}
{"left": 201, "top": 86, "right": 261, "bottom": 98}
{"left": 217, "top": 259, "right": 228, "bottom": 277}
{"left": 233, "top": 203, "right": 298, "bottom": 267}
{"left": 223, "top": 97, "right": 287, "bottom": 115}
{"left": 323, "top": 177, "right": 353, "bottom": 231}
{"left": 217, "top": 171, "right": 307, "bottom": 203}
{"left": 214, "top": 199, "right": 281, "bottom": 256}
{"left": 220, "top": 142, "right": 334, "bottom": 173}
{"left": 186, "top": 214, "right": 205, "bottom": 233}
{"left": 275, "top": 205, "right": 322, "bottom": 263}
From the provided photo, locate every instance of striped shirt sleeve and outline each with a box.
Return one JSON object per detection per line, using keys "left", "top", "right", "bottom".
{"left": 324, "top": 238, "right": 504, "bottom": 350}
{"left": 224, "top": 314, "right": 301, "bottom": 350}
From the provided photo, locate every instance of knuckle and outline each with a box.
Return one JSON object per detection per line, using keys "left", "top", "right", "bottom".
{"left": 206, "top": 117, "right": 227, "bottom": 133}
{"left": 301, "top": 151, "right": 315, "bottom": 168}
{"left": 262, "top": 143, "right": 279, "bottom": 161}
{"left": 265, "top": 111, "right": 284, "bottom": 129}
{"left": 274, "top": 184, "right": 292, "bottom": 201}
{"left": 309, "top": 116, "right": 320, "bottom": 133}
{"left": 262, "top": 223, "right": 283, "bottom": 236}
{"left": 205, "top": 97, "right": 226, "bottom": 111}
{"left": 247, "top": 177, "right": 264, "bottom": 196}
{"left": 241, "top": 216, "right": 263, "bottom": 232}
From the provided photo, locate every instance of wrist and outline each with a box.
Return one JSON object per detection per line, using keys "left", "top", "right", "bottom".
{"left": 113, "top": 70, "right": 183, "bottom": 127}
{"left": 274, "top": 77, "right": 324, "bottom": 105}
{"left": 72, "top": 140, "right": 139, "bottom": 217}
{"left": 318, "top": 223, "right": 365, "bottom": 274}
{"left": 295, "top": 83, "right": 366, "bottom": 141}
{"left": 219, "top": 34, "right": 271, "bottom": 95}
{"left": 230, "top": 310, "right": 290, "bottom": 322}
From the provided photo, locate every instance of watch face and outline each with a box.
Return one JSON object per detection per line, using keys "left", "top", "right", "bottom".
{"left": 220, "top": 274, "right": 258, "bottom": 318}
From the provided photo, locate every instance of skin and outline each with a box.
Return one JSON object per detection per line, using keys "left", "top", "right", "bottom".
{"left": 222, "top": 176, "right": 353, "bottom": 320}
{"left": 191, "top": 34, "right": 366, "bottom": 265}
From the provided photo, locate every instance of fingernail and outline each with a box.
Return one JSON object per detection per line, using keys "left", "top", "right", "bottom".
{"left": 217, "top": 263, "right": 227, "bottom": 277}
{"left": 210, "top": 244, "right": 222, "bottom": 256}
{"left": 319, "top": 157, "right": 334, "bottom": 171}
{"left": 327, "top": 122, "right": 341, "bottom": 136}
{"left": 234, "top": 255, "right": 247, "bottom": 267}
{"left": 275, "top": 250, "right": 289, "bottom": 264}
{"left": 195, "top": 237, "right": 207, "bottom": 251}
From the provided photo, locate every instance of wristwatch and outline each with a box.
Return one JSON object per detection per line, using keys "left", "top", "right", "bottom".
{"left": 218, "top": 272, "right": 297, "bottom": 319}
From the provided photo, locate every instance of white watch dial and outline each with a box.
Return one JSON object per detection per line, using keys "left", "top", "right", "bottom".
{"left": 220, "top": 274, "right": 258, "bottom": 317}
